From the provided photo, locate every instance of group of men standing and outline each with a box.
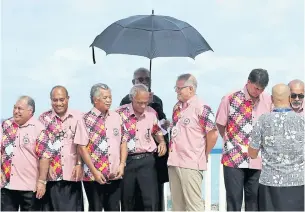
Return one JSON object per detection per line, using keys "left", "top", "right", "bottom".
{"left": 1, "top": 67, "right": 304, "bottom": 211}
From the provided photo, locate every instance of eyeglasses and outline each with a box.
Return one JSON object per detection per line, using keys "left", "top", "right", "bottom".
{"left": 136, "top": 77, "right": 150, "bottom": 83}
{"left": 291, "top": 93, "right": 304, "bottom": 99}
{"left": 174, "top": 86, "right": 189, "bottom": 92}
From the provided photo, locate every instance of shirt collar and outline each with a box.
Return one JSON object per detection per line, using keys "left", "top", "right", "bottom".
{"left": 51, "top": 109, "right": 73, "bottom": 121}
{"left": 243, "top": 85, "right": 263, "bottom": 102}
{"left": 17, "top": 116, "right": 35, "bottom": 128}
{"left": 91, "top": 107, "right": 110, "bottom": 118}
{"left": 177, "top": 95, "right": 197, "bottom": 109}
{"left": 127, "top": 103, "right": 147, "bottom": 118}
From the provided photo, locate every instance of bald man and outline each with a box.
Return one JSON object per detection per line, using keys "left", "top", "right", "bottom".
{"left": 37, "top": 85, "right": 88, "bottom": 211}
{"left": 288, "top": 79, "right": 304, "bottom": 114}
{"left": 249, "top": 84, "right": 304, "bottom": 211}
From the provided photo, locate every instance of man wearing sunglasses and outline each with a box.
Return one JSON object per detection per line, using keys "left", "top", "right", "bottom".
{"left": 77, "top": 83, "right": 128, "bottom": 211}
{"left": 288, "top": 79, "right": 304, "bottom": 114}
{"left": 36, "top": 85, "right": 88, "bottom": 211}
{"left": 216, "top": 69, "right": 273, "bottom": 211}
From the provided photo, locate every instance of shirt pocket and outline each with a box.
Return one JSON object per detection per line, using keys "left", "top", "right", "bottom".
{"left": 20, "top": 134, "right": 36, "bottom": 151}
{"left": 179, "top": 116, "right": 197, "bottom": 130}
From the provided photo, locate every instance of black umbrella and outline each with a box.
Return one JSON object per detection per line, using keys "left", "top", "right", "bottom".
{"left": 90, "top": 10, "right": 213, "bottom": 91}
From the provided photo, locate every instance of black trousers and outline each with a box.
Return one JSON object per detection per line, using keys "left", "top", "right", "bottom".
{"left": 83, "top": 180, "right": 121, "bottom": 211}
{"left": 41, "top": 180, "right": 83, "bottom": 211}
{"left": 121, "top": 154, "right": 159, "bottom": 211}
{"left": 1, "top": 188, "right": 41, "bottom": 211}
{"left": 258, "top": 184, "right": 304, "bottom": 211}
{"left": 223, "top": 166, "right": 261, "bottom": 211}
{"left": 134, "top": 182, "right": 164, "bottom": 211}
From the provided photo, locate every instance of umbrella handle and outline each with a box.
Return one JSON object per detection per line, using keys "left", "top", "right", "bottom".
{"left": 92, "top": 46, "right": 96, "bottom": 64}
{"left": 149, "top": 59, "right": 152, "bottom": 92}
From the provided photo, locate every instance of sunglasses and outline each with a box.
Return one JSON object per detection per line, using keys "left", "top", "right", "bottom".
{"left": 136, "top": 77, "right": 150, "bottom": 83}
{"left": 291, "top": 93, "right": 304, "bottom": 99}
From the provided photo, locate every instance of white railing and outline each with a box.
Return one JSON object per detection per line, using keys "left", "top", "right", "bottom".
{"left": 83, "top": 152, "right": 245, "bottom": 211}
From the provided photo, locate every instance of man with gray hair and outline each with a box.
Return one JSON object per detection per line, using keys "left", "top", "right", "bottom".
{"left": 288, "top": 79, "right": 304, "bottom": 114}
{"left": 116, "top": 84, "right": 167, "bottom": 211}
{"left": 216, "top": 68, "right": 273, "bottom": 211}
{"left": 76, "top": 83, "right": 128, "bottom": 211}
{"left": 120, "top": 67, "right": 170, "bottom": 211}
{"left": 168, "top": 74, "right": 218, "bottom": 211}
{"left": 249, "top": 83, "right": 304, "bottom": 211}
{"left": 1, "top": 96, "right": 48, "bottom": 210}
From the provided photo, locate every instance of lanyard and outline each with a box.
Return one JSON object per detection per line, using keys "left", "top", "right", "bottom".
{"left": 273, "top": 108, "right": 292, "bottom": 112}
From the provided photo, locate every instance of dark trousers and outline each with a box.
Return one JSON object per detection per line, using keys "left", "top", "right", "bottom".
{"left": 223, "top": 166, "right": 261, "bottom": 211}
{"left": 41, "top": 180, "right": 83, "bottom": 211}
{"left": 1, "top": 188, "right": 41, "bottom": 211}
{"left": 121, "top": 154, "right": 159, "bottom": 211}
{"left": 83, "top": 180, "right": 121, "bottom": 211}
{"left": 134, "top": 182, "right": 164, "bottom": 211}
{"left": 258, "top": 184, "right": 304, "bottom": 211}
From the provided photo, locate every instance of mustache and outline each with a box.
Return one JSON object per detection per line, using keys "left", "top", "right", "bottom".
{"left": 292, "top": 100, "right": 302, "bottom": 104}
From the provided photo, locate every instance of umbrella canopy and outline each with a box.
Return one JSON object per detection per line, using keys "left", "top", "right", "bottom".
{"left": 90, "top": 10, "right": 213, "bottom": 90}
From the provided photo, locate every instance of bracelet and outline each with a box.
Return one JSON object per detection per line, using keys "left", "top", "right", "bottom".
{"left": 38, "top": 179, "right": 47, "bottom": 185}
{"left": 75, "top": 161, "right": 82, "bottom": 166}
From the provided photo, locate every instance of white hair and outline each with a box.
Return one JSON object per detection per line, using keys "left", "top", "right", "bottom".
{"left": 129, "top": 84, "right": 149, "bottom": 101}
{"left": 90, "top": 83, "right": 110, "bottom": 104}
{"left": 177, "top": 73, "right": 197, "bottom": 91}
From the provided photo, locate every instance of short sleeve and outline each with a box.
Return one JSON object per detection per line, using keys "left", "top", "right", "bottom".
{"left": 250, "top": 118, "right": 263, "bottom": 150}
{"left": 216, "top": 95, "right": 229, "bottom": 126}
{"left": 198, "top": 105, "right": 217, "bottom": 135}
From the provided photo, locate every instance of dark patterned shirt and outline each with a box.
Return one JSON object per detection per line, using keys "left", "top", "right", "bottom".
{"left": 250, "top": 110, "right": 304, "bottom": 187}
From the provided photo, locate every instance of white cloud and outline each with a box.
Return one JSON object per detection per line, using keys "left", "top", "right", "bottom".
{"left": 1, "top": 0, "right": 304, "bottom": 120}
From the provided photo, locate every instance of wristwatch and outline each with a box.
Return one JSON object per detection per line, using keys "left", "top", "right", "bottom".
{"left": 38, "top": 179, "right": 47, "bottom": 185}
{"left": 76, "top": 161, "right": 82, "bottom": 166}
{"left": 120, "top": 162, "right": 126, "bottom": 167}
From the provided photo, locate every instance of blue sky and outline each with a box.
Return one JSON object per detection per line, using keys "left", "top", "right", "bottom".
{"left": 1, "top": 0, "right": 304, "bottom": 148}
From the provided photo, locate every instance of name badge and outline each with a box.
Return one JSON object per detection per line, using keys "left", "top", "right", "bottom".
{"left": 23, "top": 134, "right": 30, "bottom": 144}
{"left": 113, "top": 128, "right": 119, "bottom": 136}
{"left": 171, "top": 126, "right": 179, "bottom": 138}
{"left": 183, "top": 118, "right": 190, "bottom": 125}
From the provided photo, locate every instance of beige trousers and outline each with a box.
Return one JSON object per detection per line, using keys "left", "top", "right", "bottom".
{"left": 168, "top": 166, "right": 204, "bottom": 211}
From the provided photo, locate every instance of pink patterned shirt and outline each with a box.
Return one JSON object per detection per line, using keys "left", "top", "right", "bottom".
{"left": 116, "top": 103, "right": 162, "bottom": 154}
{"left": 36, "top": 109, "right": 88, "bottom": 181}
{"left": 75, "top": 108, "right": 124, "bottom": 181}
{"left": 216, "top": 86, "right": 272, "bottom": 169}
{"left": 1, "top": 117, "right": 44, "bottom": 191}
{"left": 167, "top": 95, "right": 217, "bottom": 170}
